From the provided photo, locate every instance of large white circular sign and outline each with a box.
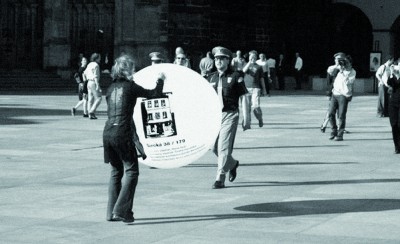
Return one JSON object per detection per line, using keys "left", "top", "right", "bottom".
{"left": 133, "top": 64, "right": 221, "bottom": 169}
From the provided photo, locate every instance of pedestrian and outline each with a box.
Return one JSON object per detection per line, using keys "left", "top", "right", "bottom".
{"left": 231, "top": 50, "right": 246, "bottom": 72}
{"left": 320, "top": 52, "right": 346, "bottom": 133}
{"left": 277, "top": 53, "right": 286, "bottom": 90}
{"left": 375, "top": 55, "right": 394, "bottom": 117}
{"left": 327, "top": 55, "right": 356, "bottom": 141}
{"left": 387, "top": 64, "right": 400, "bottom": 154}
{"left": 173, "top": 47, "right": 191, "bottom": 68}
{"left": 266, "top": 54, "right": 277, "bottom": 90}
{"left": 207, "top": 46, "right": 248, "bottom": 189}
{"left": 84, "top": 53, "right": 102, "bottom": 119}
{"left": 256, "top": 53, "right": 271, "bottom": 96}
{"left": 149, "top": 51, "right": 164, "bottom": 65}
{"left": 199, "top": 51, "right": 214, "bottom": 78}
{"left": 294, "top": 52, "right": 303, "bottom": 90}
{"left": 71, "top": 56, "right": 89, "bottom": 117}
{"left": 104, "top": 54, "right": 165, "bottom": 222}
{"left": 243, "top": 51, "right": 266, "bottom": 129}
{"left": 174, "top": 52, "right": 188, "bottom": 67}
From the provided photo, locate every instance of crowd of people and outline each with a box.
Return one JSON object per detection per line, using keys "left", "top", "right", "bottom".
{"left": 68, "top": 45, "right": 400, "bottom": 224}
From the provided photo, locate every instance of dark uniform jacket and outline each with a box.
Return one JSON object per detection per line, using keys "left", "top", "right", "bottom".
{"left": 207, "top": 69, "right": 247, "bottom": 112}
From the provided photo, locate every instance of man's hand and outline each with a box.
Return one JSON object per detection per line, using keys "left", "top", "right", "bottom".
{"left": 158, "top": 72, "right": 166, "bottom": 81}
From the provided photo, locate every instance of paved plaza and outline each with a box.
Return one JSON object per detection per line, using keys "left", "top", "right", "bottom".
{"left": 1, "top": 91, "right": 400, "bottom": 243}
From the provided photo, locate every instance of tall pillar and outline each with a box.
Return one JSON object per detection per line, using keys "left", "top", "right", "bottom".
{"left": 43, "top": 0, "right": 71, "bottom": 79}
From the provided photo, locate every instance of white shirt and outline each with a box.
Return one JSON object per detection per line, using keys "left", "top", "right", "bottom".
{"left": 375, "top": 63, "right": 390, "bottom": 86}
{"left": 83, "top": 62, "right": 100, "bottom": 81}
{"left": 256, "top": 59, "right": 268, "bottom": 73}
{"left": 295, "top": 57, "right": 303, "bottom": 71}
{"left": 331, "top": 68, "right": 356, "bottom": 97}
{"left": 266, "top": 58, "right": 276, "bottom": 69}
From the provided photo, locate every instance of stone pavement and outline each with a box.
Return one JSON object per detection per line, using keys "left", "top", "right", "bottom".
{"left": 1, "top": 92, "right": 400, "bottom": 244}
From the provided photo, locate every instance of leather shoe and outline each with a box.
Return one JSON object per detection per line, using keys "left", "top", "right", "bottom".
{"left": 334, "top": 136, "right": 343, "bottom": 141}
{"left": 212, "top": 181, "right": 225, "bottom": 189}
{"left": 229, "top": 161, "right": 239, "bottom": 182}
{"left": 329, "top": 134, "right": 336, "bottom": 140}
{"left": 111, "top": 214, "right": 134, "bottom": 223}
{"left": 89, "top": 113, "right": 98, "bottom": 120}
{"left": 395, "top": 149, "right": 400, "bottom": 154}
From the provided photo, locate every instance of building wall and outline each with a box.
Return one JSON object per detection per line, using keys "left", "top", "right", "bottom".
{"left": 336, "top": 0, "right": 400, "bottom": 60}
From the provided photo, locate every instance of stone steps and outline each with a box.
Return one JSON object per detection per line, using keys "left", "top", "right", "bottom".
{"left": 0, "top": 70, "right": 74, "bottom": 92}
{"left": 0, "top": 70, "right": 113, "bottom": 94}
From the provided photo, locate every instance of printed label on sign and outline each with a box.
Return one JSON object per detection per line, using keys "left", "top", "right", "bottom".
{"left": 133, "top": 64, "right": 221, "bottom": 168}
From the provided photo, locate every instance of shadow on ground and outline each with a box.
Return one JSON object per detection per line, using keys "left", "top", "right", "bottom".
{"left": 128, "top": 199, "right": 400, "bottom": 226}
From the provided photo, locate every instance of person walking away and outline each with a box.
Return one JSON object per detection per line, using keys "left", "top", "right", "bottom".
{"left": 207, "top": 46, "right": 247, "bottom": 189}
{"left": 71, "top": 57, "right": 89, "bottom": 117}
{"left": 104, "top": 54, "right": 166, "bottom": 222}
{"left": 327, "top": 55, "right": 356, "bottom": 141}
{"left": 199, "top": 51, "right": 214, "bottom": 78}
{"left": 84, "top": 53, "right": 102, "bottom": 119}
{"left": 376, "top": 55, "right": 394, "bottom": 117}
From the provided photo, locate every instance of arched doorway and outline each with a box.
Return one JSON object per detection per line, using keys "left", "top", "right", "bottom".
{"left": 325, "top": 3, "right": 373, "bottom": 77}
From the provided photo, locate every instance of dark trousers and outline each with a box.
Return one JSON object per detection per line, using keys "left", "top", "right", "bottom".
{"left": 328, "top": 94, "right": 349, "bottom": 137}
{"left": 107, "top": 159, "right": 139, "bottom": 220}
{"left": 389, "top": 93, "right": 400, "bottom": 151}
{"left": 377, "top": 85, "right": 389, "bottom": 116}
{"left": 295, "top": 70, "right": 302, "bottom": 89}
{"left": 277, "top": 69, "right": 285, "bottom": 90}
{"left": 263, "top": 72, "right": 270, "bottom": 95}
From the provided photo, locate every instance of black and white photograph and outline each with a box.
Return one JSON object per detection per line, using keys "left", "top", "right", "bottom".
{"left": 1, "top": 0, "right": 400, "bottom": 243}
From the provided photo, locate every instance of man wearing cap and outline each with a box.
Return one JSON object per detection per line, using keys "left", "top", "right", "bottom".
{"left": 207, "top": 46, "right": 248, "bottom": 189}
{"left": 149, "top": 52, "right": 164, "bottom": 65}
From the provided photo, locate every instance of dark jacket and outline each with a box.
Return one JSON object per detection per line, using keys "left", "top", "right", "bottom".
{"left": 103, "top": 77, "right": 163, "bottom": 163}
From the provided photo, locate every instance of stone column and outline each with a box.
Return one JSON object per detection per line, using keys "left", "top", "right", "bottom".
{"left": 43, "top": 0, "right": 71, "bottom": 79}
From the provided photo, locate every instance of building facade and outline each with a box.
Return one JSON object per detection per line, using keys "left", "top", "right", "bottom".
{"left": 0, "top": 0, "right": 399, "bottom": 80}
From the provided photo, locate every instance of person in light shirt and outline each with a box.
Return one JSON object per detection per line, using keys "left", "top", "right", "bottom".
{"left": 256, "top": 53, "right": 270, "bottom": 96}
{"left": 266, "top": 55, "right": 277, "bottom": 90}
{"left": 326, "top": 55, "right": 356, "bottom": 141}
{"left": 83, "top": 53, "right": 102, "bottom": 119}
{"left": 375, "top": 55, "right": 394, "bottom": 117}
{"left": 294, "top": 52, "right": 303, "bottom": 90}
